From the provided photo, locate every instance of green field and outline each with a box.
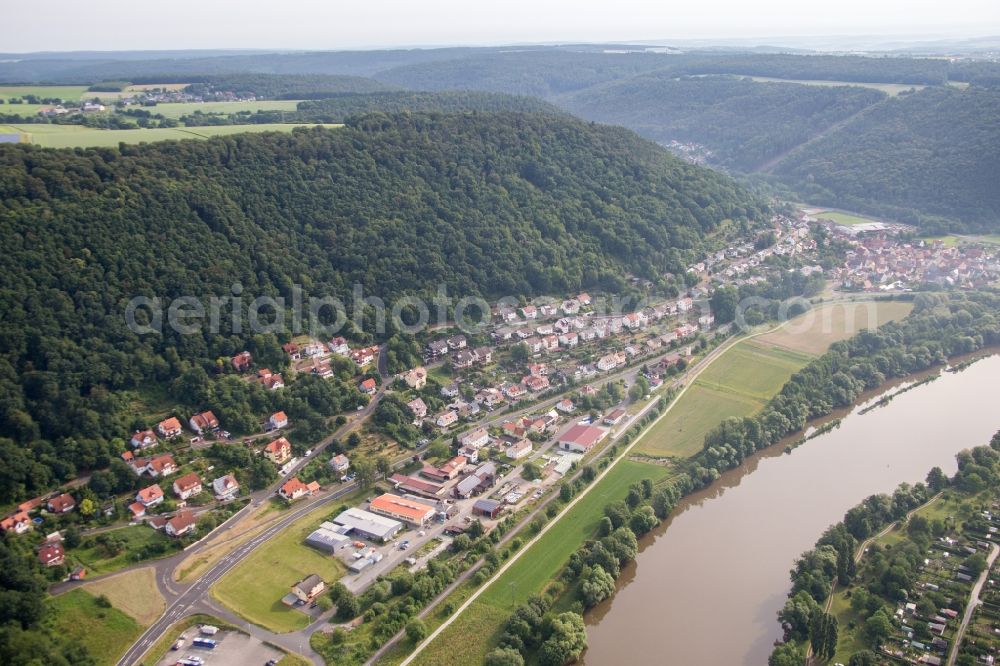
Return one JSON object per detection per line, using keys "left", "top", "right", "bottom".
{"left": 636, "top": 341, "right": 814, "bottom": 458}
{"left": 410, "top": 460, "right": 670, "bottom": 666}
{"left": 0, "top": 85, "right": 90, "bottom": 101}
{"left": 0, "top": 122, "right": 341, "bottom": 148}
{"left": 153, "top": 100, "right": 302, "bottom": 118}
{"left": 47, "top": 589, "right": 143, "bottom": 666}
{"left": 212, "top": 501, "right": 348, "bottom": 633}
{"left": 814, "top": 210, "right": 882, "bottom": 226}
{"left": 747, "top": 76, "right": 924, "bottom": 96}
{"left": 69, "top": 524, "right": 178, "bottom": 575}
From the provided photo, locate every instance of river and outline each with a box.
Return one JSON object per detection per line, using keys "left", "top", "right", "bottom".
{"left": 582, "top": 353, "right": 1000, "bottom": 666}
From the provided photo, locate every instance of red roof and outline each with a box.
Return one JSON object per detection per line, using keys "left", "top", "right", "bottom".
{"left": 173, "top": 472, "right": 202, "bottom": 493}
{"left": 47, "top": 493, "right": 76, "bottom": 513}
{"left": 137, "top": 484, "right": 163, "bottom": 504}
{"left": 265, "top": 437, "right": 291, "bottom": 455}
{"left": 360, "top": 378, "right": 377, "bottom": 391}
{"left": 38, "top": 542, "right": 65, "bottom": 566}
{"left": 559, "top": 424, "right": 606, "bottom": 450}
{"left": 280, "top": 477, "right": 309, "bottom": 497}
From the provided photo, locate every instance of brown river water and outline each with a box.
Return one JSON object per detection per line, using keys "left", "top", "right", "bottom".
{"left": 582, "top": 353, "right": 1000, "bottom": 666}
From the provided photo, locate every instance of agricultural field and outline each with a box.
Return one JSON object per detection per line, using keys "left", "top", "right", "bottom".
{"left": 755, "top": 299, "right": 913, "bottom": 356}
{"left": 410, "top": 460, "right": 670, "bottom": 666}
{"left": 153, "top": 99, "right": 301, "bottom": 118}
{"left": 0, "top": 85, "right": 90, "bottom": 101}
{"left": 746, "top": 76, "right": 925, "bottom": 96}
{"left": 0, "top": 122, "right": 341, "bottom": 148}
{"left": 47, "top": 589, "right": 143, "bottom": 666}
{"left": 211, "top": 501, "right": 349, "bottom": 633}
{"left": 81, "top": 567, "right": 166, "bottom": 626}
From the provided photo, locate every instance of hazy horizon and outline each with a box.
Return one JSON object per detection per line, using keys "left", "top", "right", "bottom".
{"left": 3, "top": 0, "right": 999, "bottom": 54}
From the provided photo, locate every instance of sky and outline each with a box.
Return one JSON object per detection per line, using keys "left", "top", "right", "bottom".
{"left": 4, "top": 0, "right": 1000, "bottom": 53}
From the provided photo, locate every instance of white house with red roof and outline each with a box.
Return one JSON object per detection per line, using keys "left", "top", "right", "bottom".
{"left": 157, "top": 417, "right": 183, "bottom": 439}
{"left": 130, "top": 429, "right": 158, "bottom": 450}
{"left": 263, "top": 437, "right": 292, "bottom": 464}
{"left": 189, "top": 411, "right": 219, "bottom": 434}
{"left": 269, "top": 411, "right": 289, "bottom": 429}
{"left": 172, "top": 472, "right": 203, "bottom": 500}
{"left": 165, "top": 510, "right": 197, "bottom": 537}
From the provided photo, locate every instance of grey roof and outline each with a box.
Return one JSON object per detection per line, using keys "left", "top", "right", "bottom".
{"left": 306, "top": 526, "right": 352, "bottom": 552}
{"left": 473, "top": 499, "right": 502, "bottom": 512}
{"left": 333, "top": 507, "right": 402, "bottom": 539}
{"left": 295, "top": 574, "right": 324, "bottom": 593}
{"left": 455, "top": 475, "right": 480, "bottom": 496}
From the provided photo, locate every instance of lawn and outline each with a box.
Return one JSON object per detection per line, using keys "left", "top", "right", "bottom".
{"left": 814, "top": 210, "right": 882, "bottom": 226}
{"left": 212, "top": 501, "right": 349, "bottom": 633}
{"left": 755, "top": 300, "right": 913, "bottom": 356}
{"left": 154, "top": 100, "right": 302, "bottom": 119}
{"left": 46, "top": 589, "right": 143, "bottom": 666}
{"left": 695, "top": 341, "right": 813, "bottom": 402}
{"left": 81, "top": 567, "right": 165, "bottom": 626}
{"left": 0, "top": 122, "right": 341, "bottom": 148}
{"left": 69, "top": 524, "right": 179, "bottom": 575}
{"left": 636, "top": 383, "right": 763, "bottom": 458}
{"left": 410, "top": 460, "right": 669, "bottom": 666}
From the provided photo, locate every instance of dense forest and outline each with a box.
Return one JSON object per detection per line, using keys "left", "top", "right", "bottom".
{"left": 0, "top": 112, "right": 763, "bottom": 503}
{"left": 181, "top": 73, "right": 397, "bottom": 99}
{"left": 773, "top": 86, "right": 1000, "bottom": 232}
{"left": 557, "top": 74, "right": 887, "bottom": 171}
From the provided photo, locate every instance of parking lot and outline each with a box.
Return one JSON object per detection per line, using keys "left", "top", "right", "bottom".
{"left": 156, "top": 630, "right": 283, "bottom": 666}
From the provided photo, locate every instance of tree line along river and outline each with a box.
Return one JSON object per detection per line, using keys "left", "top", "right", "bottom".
{"left": 581, "top": 353, "right": 1000, "bottom": 665}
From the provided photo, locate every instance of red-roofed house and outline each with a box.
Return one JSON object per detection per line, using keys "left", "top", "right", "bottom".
{"left": 263, "top": 437, "right": 292, "bottom": 464}
{"left": 1, "top": 511, "right": 32, "bottom": 534}
{"left": 603, "top": 408, "right": 627, "bottom": 426}
{"left": 128, "top": 502, "right": 147, "bottom": 519}
{"left": 38, "top": 542, "right": 65, "bottom": 567}
{"left": 231, "top": 350, "right": 253, "bottom": 372}
{"left": 157, "top": 417, "right": 183, "bottom": 439}
{"left": 136, "top": 484, "right": 164, "bottom": 508}
{"left": 46, "top": 493, "right": 76, "bottom": 514}
{"left": 130, "top": 429, "right": 158, "bottom": 450}
{"left": 278, "top": 477, "right": 318, "bottom": 502}
{"left": 172, "top": 472, "right": 203, "bottom": 500}
{"left": 269, "top": 411, "right": 288, "bottom": 429}
{"left": 359, "top": 378, "right": 377, "bottom": 394}
{"left": 212, "top": 474, "right": 240, "bottom": 500}
{"left": 145, "top": 454, "right": 178, "bottom": 478}
{"left": 165, "top": 510, "right": 197, "bottom": 537}
{"left": 189, "top": 411, "right": 219, "bottom": 434}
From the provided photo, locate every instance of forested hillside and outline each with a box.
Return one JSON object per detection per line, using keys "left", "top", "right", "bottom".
{"left": 774, "top": 86, "right": 1000, "bottom": 231}
{"left": 0, "top": 112, "right": 764, "bottom": 502}
{"left": 556, "top": 74, "right": 886, "bottom": 171}
{"left": 181, "top": 73, "right": 398, "bottom": 99}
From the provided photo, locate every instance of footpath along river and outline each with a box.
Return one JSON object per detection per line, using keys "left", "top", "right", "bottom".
{"left": 582, "top": 353, "right": 1000, "bottom": 666}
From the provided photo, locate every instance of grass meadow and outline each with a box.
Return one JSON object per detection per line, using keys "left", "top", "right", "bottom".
{"left": 47, "top": 589, "right": 143, "bottom": 666}
{"left": 0, "top": 122, "right": 341, "bottom": 148}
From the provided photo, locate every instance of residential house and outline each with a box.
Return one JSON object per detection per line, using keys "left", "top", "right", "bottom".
{"left": 212, "top": 474, "right": 240, "bottom": 500}
{"left": 454, "top": 349, "right": 477, "bottom": 369}
{"left": 406, "top": 397, "right": 428, "bottom": 422}
{"left": 282, "top": 342, "right": 301, "bottom": 359}
{"left": 459, "top": 426, "right": 489, "bottom": 450}
{"left": 359, "top": 378, "right": 377, "bottom": 394}
{"left": 504, "top": 383, "right": 526, "bottom": 400}
{"left": 279, "top": 477, "right": 319, "bottom": 502}
{"left": 330, "top": 454, "right": 350, "bottom": 473}
{"left": 528, "top": 363, "right": 548, "bottom": 377}
{"left": 536, "top": 324, "right": 554, "bottom": 336}
{"left": 38, "top": 542, "right": 65, "bottom": 567}
{"left": 172, "top": 472, "right": 203, "bottom": 500}
{"left": 1, "top": 511, "right": 32, "bottom": 534}
{"left": 441, "top": 382, "right": 460, "bottom": 398}
{"left": 257, "top": 369, "right": 285, "bottom": 390}
{"left": 189, "top": 411, "right": 219, "bottom": 435}
{"left": 597, "top": 352, "right": 626, "bottom": 372}
{"left": 555, "top": 399, "right": 575, "bottom": 413}
{"left": 523, "top": 336, "right": 543, "bottom": 354}
{"left": 46, "top": 493, "right": 76, "bottom": 514}
{"left": 329, "top": 336, "right": 351, "bottom": 355}
{"left": 458, "top": 445, "right": 480, "bottom": 464}
{"left": 561, "top": 299, "right": 580, "bottom": 315}
{"left": 523, "top": 375, "right": 550, "bottom": 392}
{"left": 403, "top": 367, "right": 428, "bottom": 389}
{"left": 350, "top": 346, "right": 378, "bottom": 367}
{"left": 447, "top": 335, "right": 467, "bottom": 351}
{"left": 542, "top": 335, "right": 559, "bottom": 352}
{"left": 145, "top": 454, "right": 178, "bottom": 478}
{"left": 473, "top": 347, "right": 492, "bottom": 364}
{"left": 436, "top": 411, "right": 459, "bottom": 429}
{"left": 505, "top": 437, "right": 532, "bottom": 460}
{"left": 475, "top": 388, "right": 506, "bottom": 409}
{"left": 310, "top": 358, "right": 333, "bottom": 378}
{"left": 264, "top": 437, "right": 292, "bottom": 465}
{"left": 165, "top": 510, "right": 197, "bottom": 538}
{"left": 426, "top": 340, "right": 449, "bottom": 357}
{"left": 157, "top": 417, "right": 183, "bottom": 439}
{"left": 421, "top": 456, "right": 467, "bottom": 482}
{"left": 269, "top": 411, "right": 289, "bottom": 429}
{"left": 136, "top": 484, "right": 164, "bottom": 508}
{"left": 576, "top": 293, "right": 592, "bottom": 306}
{"left": 520, "top": 304, "right": 537, "bottom": 319}
{"left": 539, "top": 303, "right": 557, "bottom": 317}
{"left": 290, "top": 574, "right": 326, "bottom": 603}
{"left": 301, "top": 341, "right": 326, "bottom": 357}
{"left": 231, "top": 351, "right": 253, "bottom": 372}
{"left": 454, "top": 462, "right": 497, "bottom": 499}
{"left": 558, "top": 331, "right": 579, "bottom": 348}
{"left": 130, "top": 429, "right": 158, "bottom": 450}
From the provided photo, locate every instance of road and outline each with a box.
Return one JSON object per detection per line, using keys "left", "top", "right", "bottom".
{"left": 947, "top": 542, "right": 1000, "bottom": 666}
{"left": 398, "top": 325, "right": 757, "bottom": 666}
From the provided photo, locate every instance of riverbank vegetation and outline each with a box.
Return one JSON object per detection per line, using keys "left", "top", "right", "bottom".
{"left": 768, "top": 431, "right": 1000, "bottom": 666}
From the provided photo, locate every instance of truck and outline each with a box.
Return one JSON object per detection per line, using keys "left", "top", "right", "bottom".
{"left": 192, "top": 638, "right": 217, "bottom": 649}
{"left": 199, "top": 625, "right": 219, "bottom": 636}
